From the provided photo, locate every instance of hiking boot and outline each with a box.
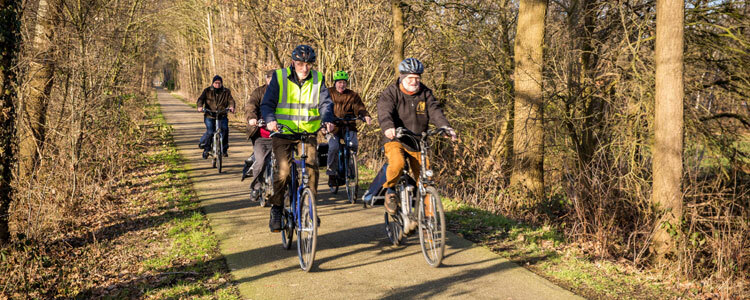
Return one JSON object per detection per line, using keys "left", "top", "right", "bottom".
{"left": 249, "top": 189, "right": 260, "bottom": 202}
{"left": 385, "top": 192, "right": 398, "bottom": 215}
{"left": 223, "top": 151, "right": 228, "bottom": 157}
{"left": 269, "top": 205, "right": 283, "bottom": 232}
{"left": 202, "top": 150, "right": 209, "bottom": 159}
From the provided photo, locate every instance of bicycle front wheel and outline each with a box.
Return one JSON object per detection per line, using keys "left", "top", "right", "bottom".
{"left": 216, "top": 135, "right": 223, "bottom": 173}
{"left": 281, "top": 193, "right": 294, "bottom": 250}
{"left": 297, "top": 188, "right": 317, "bottom": 271}
{"left": 418, "top": 186, "right": 446, "bottom": 267}
{"left": 345, "top": 152, "right": 358, "bottom": 204}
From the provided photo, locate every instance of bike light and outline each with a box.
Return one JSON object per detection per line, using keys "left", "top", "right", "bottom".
{"left": 425, "top": 170, "right": 434, "bottom": 178}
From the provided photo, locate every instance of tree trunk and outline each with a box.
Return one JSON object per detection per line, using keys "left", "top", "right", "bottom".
{"left": 510, "top": 0, "right": 547, "bottom": 208}
{"left": 0, "top": 0, "right": 22, "bottom": 244}
{"left": 206, "top": 10, "right": 217, "bottom": 76}
{"left": 391, "top": 0, "right": 404, "bottom": 75}
{"left": 19, "top": 0, "right": 56, "bottom": 178}
{"left": 651, "top": 0, "right": 684, "bottom": 263}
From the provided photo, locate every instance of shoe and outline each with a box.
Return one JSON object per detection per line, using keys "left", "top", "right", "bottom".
{"left": 223, "top": 151, "right": 228, "bottom": 157}
{"left": 385, "top": 192, "right": 398, "bottom": 215}
{"left": 241, "top": 161, "right": 252, "bottom": 181}
{"left": 269, "top": 205, "right": 283, "bottom": 232}
{"left": 325, "top": 168, "right": 336, "bottom": 176}
{"left": 202, "top": 150, "right": 209, "bottom": 159}
{"left": 249, "top": 189, "right": 259, "bottom": 202}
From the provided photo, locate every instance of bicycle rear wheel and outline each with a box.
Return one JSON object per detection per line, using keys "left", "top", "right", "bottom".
{"left": 418, "top": 186, "right": 446, "bottom": 267}
{"left": 384, "top": 212, "right": 404, "bottom": 246}
{"left": 345, "top": 152, "right": 358, "bottom": 204}
{"left": 297, "top": 188, "right": 317, "bottom": 271}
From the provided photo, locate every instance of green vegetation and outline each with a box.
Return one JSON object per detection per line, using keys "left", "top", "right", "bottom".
{"left": 137, "top": 102, "right": 239, "bottom": 299}
{"left": 443, "top": 199, "right": 675, "bottom": 299}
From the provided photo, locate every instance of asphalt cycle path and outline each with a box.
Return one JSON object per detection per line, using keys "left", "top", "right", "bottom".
{"left": 157, "top": 89, "right": 582, "bottom": 299}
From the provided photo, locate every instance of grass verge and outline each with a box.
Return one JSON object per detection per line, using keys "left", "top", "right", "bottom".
{"left": 442, "top": 199, "right": 678, "bottom": 299}
{"left": 0, "top": 93, "right": 240, "bottom": 299}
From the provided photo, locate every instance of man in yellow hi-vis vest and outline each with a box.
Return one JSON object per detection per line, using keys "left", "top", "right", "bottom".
{"left": 261, "top": 45, "right": 334, "bottom": 232}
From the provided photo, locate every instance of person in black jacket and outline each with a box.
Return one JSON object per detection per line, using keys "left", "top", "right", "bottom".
{"left": 197, "top": 75, "right": 235, "bottom": 158}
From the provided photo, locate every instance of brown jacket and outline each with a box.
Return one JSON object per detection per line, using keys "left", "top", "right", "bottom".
{"left": 245, "top": 84, "right": 267, "bottom": 140}
{"left": 329, "top": 87, "right": 370, "bottom": 135}
{"left": 377, "top": 79, "right": 450, "bottom": 150}
{"left": 196, "top": 86, "right": 235, "bottom": 118}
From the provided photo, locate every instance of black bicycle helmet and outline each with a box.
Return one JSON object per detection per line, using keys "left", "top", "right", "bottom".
{"left": 291, "top": 45, "right": 316, "bottom": 63}
{"left": 398, "top": 58, "right": 424, "bottom": 74}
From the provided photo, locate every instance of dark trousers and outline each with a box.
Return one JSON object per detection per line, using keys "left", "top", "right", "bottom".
{"left": 326, "top": 131, "right": 358, "bottom": 175}
{"left": 249, "top": 138, "right": 273, "bottom": 190}
{"left": 269, "top": 137, "right": 319, "bottom": 206}
{"left": 200, "top": 116, "right": 229, "bottom": 152}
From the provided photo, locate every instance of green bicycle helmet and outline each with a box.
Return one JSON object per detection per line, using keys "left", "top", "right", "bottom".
{"left": 333, "top": 70, "right": 349, "bottom": 81}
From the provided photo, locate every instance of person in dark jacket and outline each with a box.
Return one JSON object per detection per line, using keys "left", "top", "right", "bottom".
{"left": 377, "top": 58, "right": 457, "bottom": 216}
{"left": 244, "top": 70, "right": 275, "bottom": 202}
{"left": 261, "top": 45, "right": 335, "bottom": 232}
{"left": 325, "top": 70, "right": 371, "bottom": 185}
{"left": 197, "top": 75, "right": 236, "bottom": 158}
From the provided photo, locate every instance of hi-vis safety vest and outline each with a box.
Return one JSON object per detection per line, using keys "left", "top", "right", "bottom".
{"left": 274, "top": 68, "right": 323, "bottom": 133}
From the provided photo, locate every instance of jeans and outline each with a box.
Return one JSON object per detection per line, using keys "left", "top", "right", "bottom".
{"left": 326, "top": 131, "right": 358, "bottom": 176}
{"left": 200, "top": 116, "right": 229, "bottom": 153}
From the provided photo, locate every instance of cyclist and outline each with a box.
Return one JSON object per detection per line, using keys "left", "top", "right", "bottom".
{"left": 377, "top": 58, "right": 457, "bottom": 215}
{"left": 197, "top": 75, "right": 235, "bottom": 159}
{"left": 260, "top": 45, "right": 334, "bottom": 232}
{"left": 245, "top": 70, "right": 275, "bottom": 201}
{"left": 325, "top": 70, "right": 372, "bottom": 186}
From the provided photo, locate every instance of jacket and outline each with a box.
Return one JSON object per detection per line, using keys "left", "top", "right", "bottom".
{"left": 245, "top": 84, "right": 267, "bottom": 140}
{"left": 260, "top": 65, "right": 334, "bottom": 131}
{"left": 377, "top": 79, "right": 450, "bottom": 150}
{"left": 197, "top": 86, "right": 235, "bottom": 118}
{"left": 329, "top": 87, "right": 370, "bottom": 135}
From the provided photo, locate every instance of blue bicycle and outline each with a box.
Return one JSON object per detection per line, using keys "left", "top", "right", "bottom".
{"left": 328, "top": 115, "right": 364, "bottom": 204}
{"left": 270, "top": 123, "right": 319, "bottom": 272}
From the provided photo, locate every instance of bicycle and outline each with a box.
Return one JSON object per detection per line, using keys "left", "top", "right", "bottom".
{"left": 382, "top": 126, "right": 450, "bottom": 267}
{"left": 242, "top": 121, "right": 275, "bottom": 207}
{"left": 203, "top": 108, "right": 229, "bottom": 173}
{"left": 327, "top": 115, "right": 364, "bottom": 204}
{"left": 270, "top": 123, "right": 320, "bottom": 272}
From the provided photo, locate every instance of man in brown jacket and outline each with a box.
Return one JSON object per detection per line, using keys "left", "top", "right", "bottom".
{"left": 244, "top": 70, "right": 275, "bottom": 202}
{"left": 326, "top": 70, "right": 371, "bottom": 184}
{"left": 377, "top": 58, "right": 456, "bottom": 215}
{"left": 197, "top": 75, "right": 235, "bottom": 159}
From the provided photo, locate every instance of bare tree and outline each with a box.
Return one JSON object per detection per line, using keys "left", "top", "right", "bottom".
{"left": 511, "top": 0, "right": 547, "bottom": 208}
{"left": 651, "top": 0, "right": 684, "bottom": 263}
{"left": 18, "top": 0, "right": 57, "bottom": 178}
{"left": 391, "top": 0, "right": 405, "bottom": 75}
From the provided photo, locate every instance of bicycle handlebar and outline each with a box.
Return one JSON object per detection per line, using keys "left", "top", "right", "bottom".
{"left": 203, "top": 108, "right": 230, "bottom": 117}
{"left": 268, "top": 123, "right": 321, "bottom": 141}
{"left": 332, "top": 115, "right": 365, "bottom": 124}
{"left": 395, "top": 126, "right": 451, "bottom": 140}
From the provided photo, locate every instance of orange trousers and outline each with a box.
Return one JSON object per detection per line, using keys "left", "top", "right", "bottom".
{"left": 383, "top": 141, "right": 428, "bottom": 188}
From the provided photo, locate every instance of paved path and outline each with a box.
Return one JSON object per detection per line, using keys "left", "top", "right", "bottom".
{"left": 157, "top": 90, "right": 582, "bottom": 299}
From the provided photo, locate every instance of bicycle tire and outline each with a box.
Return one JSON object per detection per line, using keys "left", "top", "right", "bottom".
{"left": 418, "top": 186, "right": 446, "bottom": 267}
{"left": 384, "top": 212, "right": 404, "bottom": 246}
{"left": 216, "top": 134, "right": 223, "bottom": 173}
{"left": 297, "top": 188, "right": 317, "bottom": 272}
{"left": 345, "top": 152, "right": 358, "bottom": 204}
{"left": 281, "top": 194, "right": 294, "bottom": 250}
